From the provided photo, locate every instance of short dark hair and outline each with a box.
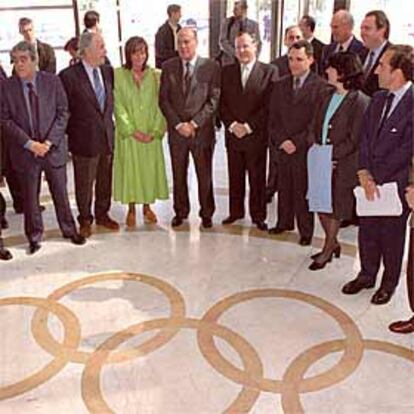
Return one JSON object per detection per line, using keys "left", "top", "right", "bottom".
{"left": 64, "top": 37, "right": 79, "bottom": 52}
{"left": 235, "top": 1, "right": 248, "bottom": 10}
{"left": 11, "top": 41, "right": 37, "bottom": 62}
{"left": 365, "top": 10, "right": 390, "bottom": 39}
{"left": 289, "top": 39, "right": 314, "bottom": 57}
{"left": 387, "top": 44, "right": 414, "bottom": 81}
{"left": 84, "top": 10, "right": 100, "bottom": 29}
{"left": 327, "top": 51, "right": 364, "bottom": 90}
{"left": 301, "top": 15, "right": 316, "bottom": 32}
{"left": 124, "top": 36, "right": 149, "bottom": 71}
{"left": 18, "top": 17, "right": 32, "bottom": 29}
{"left": 167, "top": 4, "right": 181, "bottom": 17}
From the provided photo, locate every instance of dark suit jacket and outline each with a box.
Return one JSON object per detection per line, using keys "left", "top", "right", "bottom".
{"left": 155, "top": 21, "right": 181, "bottom": 69}
{"left": 271, "top": 54, "right": 290, "bottom": 78}
{"left": 309, "top": 89, "right": 370, "bottom": 189}
{"left": 220, "top": 61, "right": 278, "bottom": 152}
{"left": 159, "top": 56, "right": 220, "bottom": 148}
{"left": 59, "top": 62, "right": 115, "bottom": 157}
{"left": 320, "top": 37, "right": 367, "bottom": 75}
{"left": 311, "top": 37, "right": 325, "bottom": 74}
{"left": 1, "top": 72, "right": 69, "bottom": 172}
{"left": 37, "top": 40, "right": 56, "bottom": 74}
{"left": 0, "top": 67, "right": 6, "bottom": 173}
{"left": 359, "top": 85, "right": 414, "bottom": 197}
{"left": 269, "top": 71, "right": 328, "bottom": 165}
{"left": 362, "top": 41, "right": 391, "bottom": 97}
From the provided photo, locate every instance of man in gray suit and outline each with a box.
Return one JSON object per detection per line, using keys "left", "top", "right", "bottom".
{"left": 1, "top": 41, "right": 85, "bottom": 254}
{"left": 218, "top": 1, "right": 261, "bottom": 67}
{"left": 159, "top": 27, "right": 220, "bottom": 228}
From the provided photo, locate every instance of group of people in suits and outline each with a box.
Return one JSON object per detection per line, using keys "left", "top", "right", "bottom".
{"left": 0, "top": 6, "right": 413, "bottom": 336}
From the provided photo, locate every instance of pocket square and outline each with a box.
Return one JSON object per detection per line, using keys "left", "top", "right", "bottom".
{"left": 390, "top": 127, "right": 398, "bottom": 133}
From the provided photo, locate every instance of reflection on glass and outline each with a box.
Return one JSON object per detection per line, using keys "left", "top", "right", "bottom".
{"left": 0, "top": 7, "right": 75, "bottom": 74}
{"left": 350, "top": 0, "right": 414, "bottom": 45}
{"left": 308, "top": 0, "right": 334, "bottom": 44}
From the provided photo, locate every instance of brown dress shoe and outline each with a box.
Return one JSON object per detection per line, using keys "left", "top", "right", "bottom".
{"left": 96, "top": 215, "right": 120, "bottom": 231}
{"left": 79, "top": 223, "right": 92, "bottom": 238}
{"left": 389, "top": 317, "right": 414, "bottom": 334}
{"left": 371, "top": 288, "right": 393, "bottom": 305}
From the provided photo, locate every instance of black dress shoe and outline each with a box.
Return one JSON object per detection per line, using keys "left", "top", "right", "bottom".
{"left": 371, "top": 288, "right": 393, "bottom": 305}
{"left": 340, "top": 218, "right": 359, "bottom": 228}
{"left": 222, "top": 215, "right": 243, "bottom": 225}
{"left": 254, "top": 221, "right": 267, "bottom": 231}
{"left": 171, "top": 216, "right": 184, "bottom": 227}
{"left": 28, "top": 242, "right": 41, "bottom": 255}
{"left": 0, "top": 248, "right": 12, "bottom": 261}
{"left": 202, "top": 218, "right": 213, "bottom": 228}
{"left": 68, "top": 234, "right": 86, "bottom": 245}
{"left": 389, "top": 317, "right": 414, "bottom": 334}
{"left": 299, "top": 237, "right": 312, "bottom": 246}
{"left": 1, "top": 217, "right": 8, "bottom": 229}
{"left": 341, "top": 278, "right": 375, "bottom": 295}
{"left": 268, "top": 226, "right": 291, "bottom": 235}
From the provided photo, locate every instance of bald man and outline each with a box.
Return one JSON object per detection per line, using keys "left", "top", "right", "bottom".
{"left": 320, "top": 10, "right": 367, "bottom": 74}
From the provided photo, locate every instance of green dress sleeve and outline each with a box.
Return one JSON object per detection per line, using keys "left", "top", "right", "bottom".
{"left": 114, "top": 68, "right": 135, "bottom": 140}
{"left": 150, "top": 69, "right": 167, "bottom": 140}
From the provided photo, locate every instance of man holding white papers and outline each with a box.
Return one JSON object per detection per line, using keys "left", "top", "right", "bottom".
{"left": 342, "top": 44, "right": 414, "bottom": 305}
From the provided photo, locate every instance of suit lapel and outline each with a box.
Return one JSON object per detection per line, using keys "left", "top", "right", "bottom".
{"left": 185, "top": 56, "right": 201, "bottom": 102}
{"left": 101, "top": 66, "right": 111, "bottom": 112}
{"left": 293, "top": 71, "right": 315, "bottom": 104}
{"left": 243, "top": 61, "right": 260, "bottom": 95}
{"left": 14, "top": 77, "right": 32, "bottom": 133}
{"left": 366, "top": 41, "right": 390, "bottom": 79}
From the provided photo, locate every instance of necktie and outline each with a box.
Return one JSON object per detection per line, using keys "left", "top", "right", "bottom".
{"left": 27, "top": 82, "right": 40, "bottom": 139}
{"left": 183, "top": 61, "right": 192, "bottom": 95}
{"left": 377, "top": 93, "right": 395, "bottom": 136}
{"left": 241, "top": 64, "right": 249, "bottom": 88}
{"left": 364, "top": 51, "right": 375, "bottom": 76}
{"left": 338, "top": 44, "right": 344, "bottom": 52}
{"left": 293, "top": 77, "right": 301, "bottom": 94}
{"left": 92, "top": 68, "right": 105, "bottom": 111}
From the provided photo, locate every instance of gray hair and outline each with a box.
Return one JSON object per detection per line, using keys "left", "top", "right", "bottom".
{"left": 336, "top": 10, "right": 354, "bottom": 29}
{"left": 78, "top": 31, "right": 97, "bottom": 56}
{"left": 10, "top": 41, "right": 37, "bottom": 62}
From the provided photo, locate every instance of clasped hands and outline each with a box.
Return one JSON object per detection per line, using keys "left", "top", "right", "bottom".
{"left": 133, "top": 130, "right": 154, "bottom": 143}
{"left": 30, "top": 141, "right": 50, "bottom": 158}
{"left": 176, "top": 122, "right": 196, "bottom": 139}
{"left": 280, "top": 139, "right": 296, "bottom": 155}
{"left": 231, "top": 122, "right": 249, "bottom": 139}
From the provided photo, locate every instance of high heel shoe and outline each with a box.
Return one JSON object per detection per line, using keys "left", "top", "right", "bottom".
{"left": 308, "top": 255, "right": 333, "bottom": 271}
{"left": 311, "top": 245, "right": 341, "bottom": 261}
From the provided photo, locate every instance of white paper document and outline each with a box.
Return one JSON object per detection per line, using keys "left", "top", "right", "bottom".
{"left": 353, "top": 182, "right": 403, "bottom": 216}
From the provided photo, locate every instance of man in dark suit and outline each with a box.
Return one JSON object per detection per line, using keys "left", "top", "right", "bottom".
{"left": 389, "top": 155, "right": 414, "bottom": 333}
{"left": 220, "top": 32, "right": 278, "bottom": 230}
{"left": 360, "top": 10, "right": 391, "bottom": 97}
{"left": 218, "top": 1, "right": 261, "bottom": 67}
{"left": 342, "top": 45, "right": 414, "bottom": 305}
{"left": 268, "top": 40, "right": 327, "bottom": 245}
{"left": 159, "top": 27, "right": 220, "bottom": 228}
{"left": 320, "top": 10, "right": 367, "bottom": 75}
{"left": 155, "top": 4, "right": 182, "bottom": 69}
{"left": 18, "top": 17, "right": 56, "bottom": 74}
{"left": 271, "top": 26, "right": 302, "bottom": 78}
{"left": 299, "top": 15, "right": 325, "bottom": 73}
{"left": 1, "top": 41, "right": 85, "bottom": 254}
{"left": 60, "top": 32, "right": 119, "bottom": 238}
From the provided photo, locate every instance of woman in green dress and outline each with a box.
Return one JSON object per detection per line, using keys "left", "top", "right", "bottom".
{"left": 114, "top": 36, "right": 168, "bottom": 226}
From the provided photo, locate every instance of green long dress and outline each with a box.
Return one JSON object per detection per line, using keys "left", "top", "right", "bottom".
{"left": 113, "top": 67, "right": 168, "bottom": 204}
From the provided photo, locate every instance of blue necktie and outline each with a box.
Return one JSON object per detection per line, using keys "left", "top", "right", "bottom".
{"left": 93, "top": 68, "right": 105, "bottom": 111}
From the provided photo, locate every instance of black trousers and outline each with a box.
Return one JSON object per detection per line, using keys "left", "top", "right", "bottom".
{"left": 276, "top": 158, "right": 314, "bottom": 239}
{"left": 169, "top": 141, "right": 215, "bottom": 220}
{"left": 357, "top": 212, "right": 410, "bottom": 293}
{"left": 266, "top": 145, "right": 278, "bottom": 198}
{"left": 4, "top": 152, "right": 23, "bottom": 212}
{"left": 19, "top": 161, "right": 77, "bottom": 243}
{"left": 227, "top": 145, "right": 267, "bottom": 221}
{"left": 0, "top": 191, "right": 4, "bottom": 249}
{"left": 407, "top": 227, "right": 414, "bottom": 312}
{"left": 72, "top": 153, "right": 113, "bottom": 224}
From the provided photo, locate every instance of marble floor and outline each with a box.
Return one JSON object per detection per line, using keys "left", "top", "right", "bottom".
{"left": 0, "top": 138, "right": 413, "bottom": 414}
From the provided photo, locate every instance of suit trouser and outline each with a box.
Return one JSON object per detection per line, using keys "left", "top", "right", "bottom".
{"left": 407, "top": 227, "right": 414, "bottom": 312}
{"left": 19, "top": 161, "right": 77, "bottom": 243}
{"left": 169, "top": 141, "right": 215, "bottom": 220}
{"left": 0, "top": 191, "right": 4, "bottom": 249}
{"left": 357, "top": 212, "right": 410, "bottom": 292}
{"left": 4, "top": 148, "right": 23, "bottom": 212}
{"left": 266, "top": 145, "right": 278, "bottom": 197}
{"left": 227, "top": 145, "right": 267, "bottom": 222}
{"left": 276, "top": 158, "right": 314, "bottom": 239}
{"left": 72, "top": 153, "right": 113, "bottom": 224}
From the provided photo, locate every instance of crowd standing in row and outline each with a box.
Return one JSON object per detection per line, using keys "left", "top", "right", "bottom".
{"left": 0, "top": 2, "right": 413, "bottom": 334}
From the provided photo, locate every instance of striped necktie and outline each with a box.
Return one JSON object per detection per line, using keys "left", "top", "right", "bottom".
{"left": 92, "top": 68, "right": 105, "bottom": 111}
